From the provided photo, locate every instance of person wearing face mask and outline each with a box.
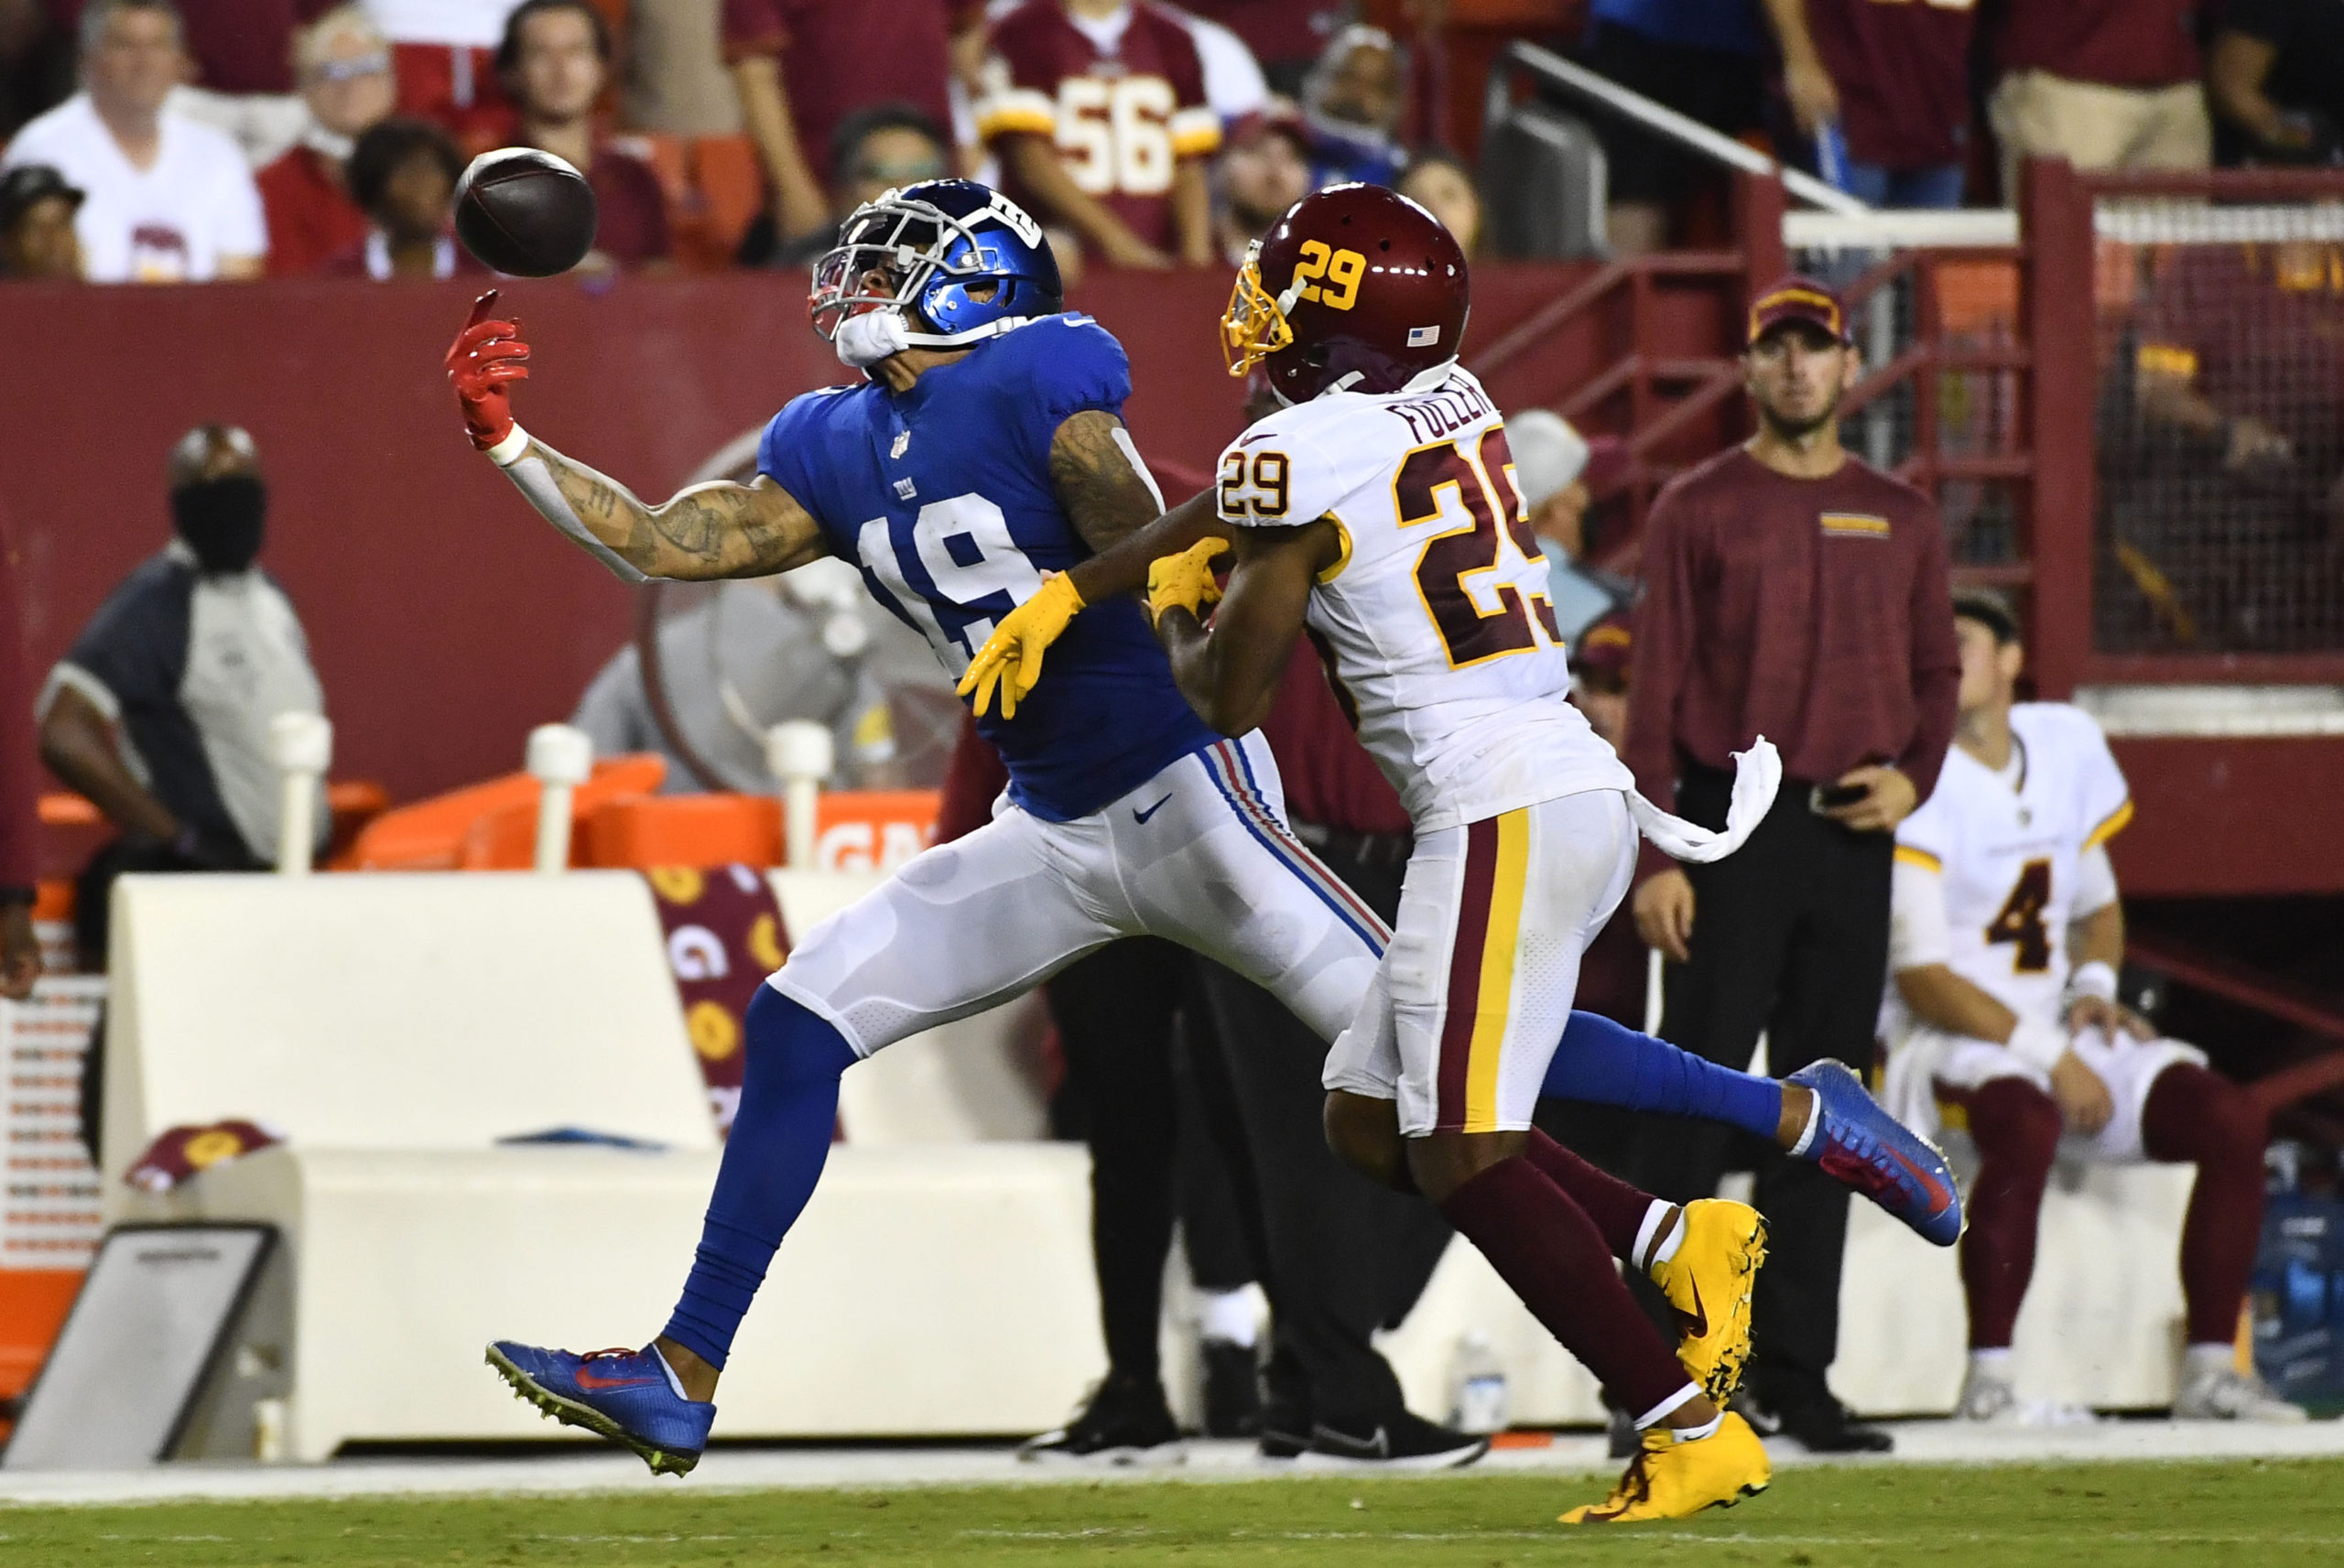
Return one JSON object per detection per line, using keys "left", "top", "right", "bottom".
{"left": 41, "top": 425, "right": 327, "bottom": 1159}
{"left": 39, "top": 425, "right": 327, "bottom": 952}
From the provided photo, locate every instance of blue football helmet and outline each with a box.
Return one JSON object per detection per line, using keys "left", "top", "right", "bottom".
{"left": 808, "top": 179, "right": 1064, "bottom": 349}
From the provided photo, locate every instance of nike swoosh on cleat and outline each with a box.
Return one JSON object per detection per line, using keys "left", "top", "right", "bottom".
{"left": 1679, "top": 1278, "right": 1709, "bottom": 1339}
{"left": 1133, "top": 794, "right": 1175, "bottom": 824}
{"left": 1883, "top": 1145, "right": 1953, "bottom": 1212}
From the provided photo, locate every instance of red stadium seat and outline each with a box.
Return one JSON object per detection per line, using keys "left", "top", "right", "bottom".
{"left": 348, "top": 755, "right": 667, "bottom": 871}
{"left": 581, "top": 793, "right": 785, "bottom": 869}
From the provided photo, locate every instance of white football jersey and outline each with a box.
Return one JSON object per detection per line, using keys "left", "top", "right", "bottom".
{"left": 1216, "top": 367, "right": 1633, "bottom": 831}
{"left": 1888, "top": 703, "right": 2132, "bottom": 1030}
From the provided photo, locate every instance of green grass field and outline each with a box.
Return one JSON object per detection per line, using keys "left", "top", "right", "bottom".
{"left": 4, "top": 1461, "right": 2340, "bottom": 1567}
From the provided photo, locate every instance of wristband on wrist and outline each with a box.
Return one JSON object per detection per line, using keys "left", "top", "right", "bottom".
{"left": 484, "top": 423, "right": 531, "bottom": 468}
{"left": 2067, "top": 960, "right": 2119, "bottom": 1003}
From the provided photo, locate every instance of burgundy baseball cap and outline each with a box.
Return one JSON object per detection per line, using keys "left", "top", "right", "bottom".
{"left": 1746, "top": 275, "right": 1851, "bottom": 347}
{"left": 1572, "top": 611, "right": 1633, "bottom": 685}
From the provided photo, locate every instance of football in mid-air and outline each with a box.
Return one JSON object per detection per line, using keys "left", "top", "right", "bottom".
{"left": 454, "top": 148, "right": 597, "bottom": 276}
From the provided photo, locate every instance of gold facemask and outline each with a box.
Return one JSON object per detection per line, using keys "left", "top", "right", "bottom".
{"left": 1221, "top": 244, "right": 1294, "bottom": 378}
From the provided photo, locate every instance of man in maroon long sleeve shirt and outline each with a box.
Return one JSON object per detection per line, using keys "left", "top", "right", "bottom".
{"left": 1620, "top": 276, "right": 1959, "bottom": 1454}
{"left": 0, "top": 492, "right": 45, "bottom": 999}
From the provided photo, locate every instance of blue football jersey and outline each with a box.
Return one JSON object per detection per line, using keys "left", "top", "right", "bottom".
{"left": 757, "top": 315, "right": 1218, "bottom": 821}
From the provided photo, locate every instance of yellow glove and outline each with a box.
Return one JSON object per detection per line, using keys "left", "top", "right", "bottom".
{"left": 1146, "top": 537, "right": 1229, "bottom": 627}
{"left": 956, "top": 570, "right": 1085, "bottom": 719}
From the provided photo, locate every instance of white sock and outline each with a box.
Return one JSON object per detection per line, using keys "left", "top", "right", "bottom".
{"left": 650, "top": 1344, "right": 693, "bottom": 1401}
{"left": 1199, "top": 1285, "right": 1261, "bottom": 1349}
{"left": 2183, "top": 1342, "right": 2236, "bottom": 1374}
{"left": 1632, "top": 1201, "right": 1685, "bottom": 1272}
{"left": 1969, "top": 1347, "right": 2013, "bottom": 1379}
{"left": 1669, "top": 1411, "right": 1724, "bottom": 1443}
{"left": 1786, "top": 1090, "right": 1820, "bottom": 1158}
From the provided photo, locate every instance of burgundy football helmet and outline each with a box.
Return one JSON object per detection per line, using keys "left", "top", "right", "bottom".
{"left": 1221, "top": 182, "right": 1470, "bottom": 403}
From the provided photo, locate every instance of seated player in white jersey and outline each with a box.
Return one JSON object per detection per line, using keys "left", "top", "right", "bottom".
{"left": 960, "top": 183, "right": 1967, "bottom": 1523}
{"left": 1883, "top": 589, "right": 2300, "bottom": 1424}
{"left": 451, "top": 178, "right": 1952, "bottom": 1487}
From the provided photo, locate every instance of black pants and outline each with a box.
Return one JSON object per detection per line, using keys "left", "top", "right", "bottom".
{"left": 1624, "top": 766, "right": 1893, "bottom": 1402}
{"left": 1195, "top": 833, "right": 1453, "bottom": 1433}
{"left": 1045, "top": 938, "right": 1256, "bottom": 1386}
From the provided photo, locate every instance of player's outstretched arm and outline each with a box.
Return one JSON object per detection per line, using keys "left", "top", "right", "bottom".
{"left": 446, "top": 293, "right": 828, "bottom": 582}
{"left": 503, "top": 445, "right": 825, "bottom": 583}
{"left": 1154, "top": 522, "right": 1333, "bottom": 735}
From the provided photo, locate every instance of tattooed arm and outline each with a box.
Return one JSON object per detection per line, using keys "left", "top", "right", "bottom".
{"left": 446, "top": 294, "right": 828, "bottom": 582}
{"left": 1048, "top": 409, "right": 1173, "bottom": 556}
{"left": 498, "top": 435, "right": 830, "bottom": 582}
{"left": 1049, "top": 409, "right": 1230, "bottom": 587}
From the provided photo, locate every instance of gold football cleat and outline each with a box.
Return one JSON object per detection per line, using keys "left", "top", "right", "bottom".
{"left": 1560, "top": 1411, "right": 1772, "bottom": 1525}
{"left": 1647, "top": 1198, "right": 1766, "bottom": 1403}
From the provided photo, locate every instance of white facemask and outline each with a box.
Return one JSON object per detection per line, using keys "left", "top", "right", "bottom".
{"left": 835, "top": 308, "right": 913, "bottom": 370}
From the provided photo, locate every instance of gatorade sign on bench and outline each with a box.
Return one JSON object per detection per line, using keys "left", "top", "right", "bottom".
{"left": 5, "top": 1225, "right": 273, "bottom": 1469}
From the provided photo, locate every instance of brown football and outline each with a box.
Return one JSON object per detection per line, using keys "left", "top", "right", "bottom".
{"left": 453, "top": 148, "right": 597, "bottom": 277}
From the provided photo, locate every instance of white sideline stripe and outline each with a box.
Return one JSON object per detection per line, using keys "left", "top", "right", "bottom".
{"left": 0, "top": 1422, "right": 2338, "bottom": 1509}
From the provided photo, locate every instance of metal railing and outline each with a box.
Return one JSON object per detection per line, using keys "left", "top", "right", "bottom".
{"left": 1485, "top": 40, "right": 1868, "bottom": 220}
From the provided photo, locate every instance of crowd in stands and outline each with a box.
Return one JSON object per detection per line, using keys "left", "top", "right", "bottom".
{"left": 5, "top": 0, "right": 2334, "bottom": 286}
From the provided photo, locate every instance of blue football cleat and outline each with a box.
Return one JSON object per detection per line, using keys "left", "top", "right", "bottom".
{"left": 486, "top": 1340, "right": 715, "bottom": 1476}
{"left": 1786, "top": 1060, "right": 1965, "bottom": 1247}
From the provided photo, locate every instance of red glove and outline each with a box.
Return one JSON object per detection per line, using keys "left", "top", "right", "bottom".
{"left": 446, "top": 289, "right": 530, "bottom": 454}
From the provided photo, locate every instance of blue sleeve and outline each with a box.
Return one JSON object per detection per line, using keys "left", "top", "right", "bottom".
{"left": 756, "top": 397, "right": 822, "bottom": 510}
{"left": 999, "top": 317, "right": 1133, "bottom": 477}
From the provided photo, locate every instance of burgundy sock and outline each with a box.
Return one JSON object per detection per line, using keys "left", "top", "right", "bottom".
{"left": 1525, "top": 1128, "right": 1655, "bottom": 1261}
{"left": 2141, "top": 1064, "right": 2267, "bottom": 1346}
{"left": 1438, "top": 1157, "right": 1691, "bottom": 1422}
{"left": 1956, "top": 1076, "right": 2061, "bottom": 1350}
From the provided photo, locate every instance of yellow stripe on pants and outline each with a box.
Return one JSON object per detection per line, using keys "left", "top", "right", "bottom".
{"left": 1463, "top": 806, "right": 1531, "bottom": 1132}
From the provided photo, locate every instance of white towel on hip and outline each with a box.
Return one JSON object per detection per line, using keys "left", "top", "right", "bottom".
{"left": 1625, "top": 736, "right": 1783, "bottom": 865}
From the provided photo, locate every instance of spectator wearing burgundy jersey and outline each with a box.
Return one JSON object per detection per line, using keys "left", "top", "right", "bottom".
{"left": 1988, "top": 0, "right": 2208, "bottom": 201}
{"left": 2108, "top": 239, "right": 2344, "bottom": 650}
{"left": 978, "top": 0, "right": 1221, "bottom": 269}
{"left": 257, "top": 5, "right": 395, "bottom": 277}
{"left": 498, "top": 0, "right": 669, "bottom": 269}
{"left": 723, "top": 0, "right": 975, "bottom": 252}
{"left": 2208, "top": 0, "right": 2344, "bottom": 167}
{"left": 1763, "top": 0, "right": 1971, "bottom": 208}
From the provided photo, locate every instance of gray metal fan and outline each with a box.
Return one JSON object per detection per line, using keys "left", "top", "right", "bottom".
{"left": 614, "top": 429, "right": 961, "bottom": 794}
